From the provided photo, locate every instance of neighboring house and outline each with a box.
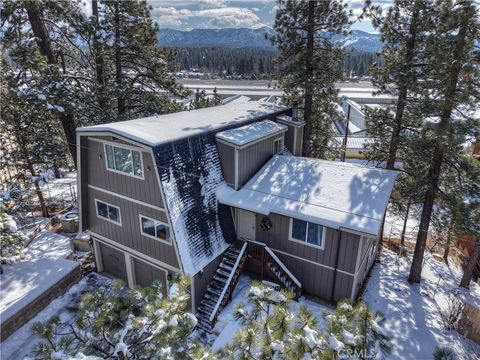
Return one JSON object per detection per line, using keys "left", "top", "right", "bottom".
{"left": 77, "top": 97, "right": 398, "bottom": 333}
{"left": 330, "top": 136, "right": 376, "bottom": 157}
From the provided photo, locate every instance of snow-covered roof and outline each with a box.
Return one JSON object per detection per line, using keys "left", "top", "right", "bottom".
{"left": 331, "top": 136, "right": 376, "bottom": 149}
{"left": 216, "top": 120, "right": 287, "bottom": 147}
{"left": 216, "top": 156, "right": 398, "bottom": 237}
{"left": 78, "top": 98, "right": 286, "bottom": 146}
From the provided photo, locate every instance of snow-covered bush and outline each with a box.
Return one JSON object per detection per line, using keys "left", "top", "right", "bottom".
{"left": 32, "top": 277, "right": 212, "bottom": 359}
{"left": 438, "top": 292, "right": 465, "bottom": 330}
{"left": 433, "top": 346, "right": 456, "bottom": 360}
{"left": 220, "top": 281, "right": 391, "bottom": 359}
{"left": 0, "top": 206, "right": 28, "bottom": 264}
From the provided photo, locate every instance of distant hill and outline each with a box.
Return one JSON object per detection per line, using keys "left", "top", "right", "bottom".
{"left": 158, "top": 27, "right": 383, "bottom": 52}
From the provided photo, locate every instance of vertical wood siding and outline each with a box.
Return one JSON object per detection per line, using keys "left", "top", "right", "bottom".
{"left": 216, "top": 141, "right": 235, "bottom": 187}
{"left": 193, "top": 251, "right": 224, "bottom": 310}
{"left": 237, "top": 136, "right": 279, "bottom": 187}
{"left": 87, "top": 188, "right": 179, "bottom": 268}
{"left": 86, "top": 138, "right": 164, "bottom": 208}
{"left": 253, "top": 212, "right": 360, "bottom": 301}
{"left": 294, "top": 126, "right": 304, "bottom": 155}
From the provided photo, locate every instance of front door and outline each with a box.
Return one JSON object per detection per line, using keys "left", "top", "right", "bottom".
{"left": 237, "top": 209, "right": 256, "bottom": 241}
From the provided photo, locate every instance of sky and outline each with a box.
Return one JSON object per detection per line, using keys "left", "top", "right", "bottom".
{"left": 145, "top": 0, "right": 393, "bottom": 33}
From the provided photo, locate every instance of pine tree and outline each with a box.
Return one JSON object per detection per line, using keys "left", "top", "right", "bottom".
{"left": 270, "top": 0, "right": 351, "bottom": 158}
{"left": 32, "top": 277, "right": 211, "bottom": 359}
{"left": 460, "top": 237, "right": 480, "bottom": 289}
{"left": 0, "top": 205, "right": 29, "bottom": 264}
{"left": 98, "top": 0, "right": 187, "bottom": 120}
{"left": 408, "top": 0, "right": 480, "bottom": 283}
{"left": 221, "top": 281, "right": 391, "bottom": 359}
{"left": 364, "top": 0, "right": 431, "bottom": 170}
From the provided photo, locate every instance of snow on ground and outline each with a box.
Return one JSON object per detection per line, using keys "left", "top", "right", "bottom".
{"left": 0, "top": 231, "right": 78, "bottom": 322}
{"left": 208, "top": 274, "right": 333, "bottom": 351}
{"left": 1, "top": 273, "right": 112, "bottom": 360}
{"left": 363, "top": 249, "right": 480, "bottom": 360}
{"left": 41, "top": 172, "right": 77, "bottom": 200}
{"left": 383, "top": 205, "right": 420, "bottom": 243}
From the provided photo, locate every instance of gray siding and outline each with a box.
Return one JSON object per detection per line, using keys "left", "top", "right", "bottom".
{"left": 133, "top": 257, "right": 168, "bottom": 296}
{"left": 253, "top": 212, "right": 361, "bottom": 301}
{"left": 237, "top": 135, "right": 282, "bottom": 187}
{"left": 282, "top": 124, "right": 295, "bottom": 154}
{"left": 255, "top": 213, "right": 359, "bottom": 273}
{"left": 352, "top": 237, "right": 378, "bottom": 298}
{"left": 193, "top": 251, "right": 224, "bottom": 310}
{"left": 86, "top": 138, "right": 164, "bottom": 208}
{"left": 87, "top": 187, "right": 180, "bottom": 268}
{"left": 217, "top": 141, "right": 235, "bottom": 188}
{"left": 294, "top": 126, "right": 304, "bottom": 155}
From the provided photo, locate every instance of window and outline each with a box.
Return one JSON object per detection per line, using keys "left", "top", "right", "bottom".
{"left": 273, "top": 137, "right": 284, "bottom": 154}
{"left": 289, "top": 218, "right": 325, "bottom": 248}
{"left": 140, "top": 215, "right": 170, "bottom": 243}
{"left": 105, "top": 143, "right": 143, "bottom": 177}
{"left": 95, "top": 200, "right": 121, "bottom": 225}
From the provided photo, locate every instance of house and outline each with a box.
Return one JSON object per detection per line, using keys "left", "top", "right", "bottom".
{"left": 76, "top": 97, "right": 398, "bottom": 333}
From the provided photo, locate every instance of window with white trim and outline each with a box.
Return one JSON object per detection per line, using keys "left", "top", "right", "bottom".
{"left": 273, "top": 137, "right": 284, "bottom": 154}
{"left": 140, "top": 215, "right": 170, "bottom": 243}
{"left": 95, "top": 200, "right": 121, "bottom": 224}
{"left": 289, "top": 218, "right": 324, "bottom": 248}
{"left": 105, "top": 143, "right": 143, "bottom": 177}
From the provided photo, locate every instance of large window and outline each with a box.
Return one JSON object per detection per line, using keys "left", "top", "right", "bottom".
{"left": 105, "top": 143, "right": 143, "bottom": 177}
{"left": 289, "top": 218, "right": 325, "bottom": 248}
{"left": 140, "top": 215, "right": 170, "bottom": 243}
{"left": 273, "top": 137, "right": 284, "bottom": 154}
{"left": 95, "top": 200, "right": 121, "bottom": 225}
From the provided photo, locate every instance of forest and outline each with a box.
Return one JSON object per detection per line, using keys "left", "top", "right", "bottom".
{"left": 174, "top": 47, "right": 382, "bottom": 78}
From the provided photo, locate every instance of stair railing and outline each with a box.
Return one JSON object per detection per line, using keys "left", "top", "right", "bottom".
{"left": 209, "top": 241, "right": 248, "bottom": 324}
{"left": 264, "top": 246, "right": 302, "bottom": 298}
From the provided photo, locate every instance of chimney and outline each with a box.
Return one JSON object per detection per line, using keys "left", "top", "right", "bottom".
{"left": 292, "top": 102, "right": 299, "bottom": 121}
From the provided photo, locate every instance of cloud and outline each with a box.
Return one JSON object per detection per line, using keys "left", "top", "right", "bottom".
{"left": 151, "top": 5, "right": 264, "bottom": 29}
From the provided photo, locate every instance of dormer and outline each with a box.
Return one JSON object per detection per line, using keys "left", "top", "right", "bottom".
{"left": 216, "top": 120, "right": 287, "bottom": 190}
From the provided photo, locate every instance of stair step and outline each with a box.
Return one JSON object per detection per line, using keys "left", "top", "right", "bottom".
{"left": 196, "top": 322, "right": 212, "bottom": 333}
{"left": 224, "top": 253, "right": 239, "bottom": 261}
{"left": 223, "top": 259, "right": 236, "bottom": 267}
{"left": 219, "top": 263, "right": 233, "bottom": 271}
{"left": 213, "top": 275, "right": 227, "bottom": 284}
{"left": 204, "top": 292, "right": 220, "bottom": 302}
{"left": 216, "top": 268, "right": 231, "bottom": 278}
{"left": 207, "top": 287, "right": 222, "bottom": 297}
{"left": 227, "top": 247, "right": 241, "bottom": 255}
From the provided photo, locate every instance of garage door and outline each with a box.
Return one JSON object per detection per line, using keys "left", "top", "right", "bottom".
{"left": 133, "top": 258, "right": 167, "bottom": 296}
{"left": 99, "top": 243, "right": 128, "bottom": 283}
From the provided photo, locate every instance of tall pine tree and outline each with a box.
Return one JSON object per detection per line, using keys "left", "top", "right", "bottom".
{"left": 270, "top": 0, "right": 351, "bottom": 158}
{"left": 408, "top": 0, "right": 479, "bottom": 283}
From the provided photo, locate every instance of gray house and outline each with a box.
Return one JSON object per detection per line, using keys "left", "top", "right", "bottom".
{"left": 77, "top": 97, "right": 398, "bottom": 333}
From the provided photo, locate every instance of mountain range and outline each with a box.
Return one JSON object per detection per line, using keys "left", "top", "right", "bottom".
{"left": 158, "top": 27, "right": 383, "bottom": 52}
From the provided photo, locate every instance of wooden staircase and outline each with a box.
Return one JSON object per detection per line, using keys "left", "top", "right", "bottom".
{"left": 247, "top": 242, "right": 302, "bottom": 299}
{"left": 195, "top": 242, "right": 248, "bottom": 333}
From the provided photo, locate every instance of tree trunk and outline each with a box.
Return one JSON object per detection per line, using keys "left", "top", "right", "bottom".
{"left": 18, "top": 138, "right": 49, "bottom": 218}
{"left": 386, "top": 2, "right": 420, "bottom": 170}
{"left": 460, "top": 237, "right": 480, "bottom": 289}
{"left": 301, "top": 0, "right": 315, "bottom": 157}
{"left": 400, "top": 197, "right": 411, "bottom": 247}
{"left": 114, "top": 1, "right": 125, "bottom": 117}
{"left": 53, "top": 163, "right": 62, "bottom": 179}
{"left": 443, "top": 227, "right": 452, "bottom": 263}
{"left": 92, "top": 0, "right": 106, "bottom": 111}
{"left": 25, "top": 3, "right": 77, "bottom": 167}
{"left": 408, "top": 6, "right": 469, "bottom": 283}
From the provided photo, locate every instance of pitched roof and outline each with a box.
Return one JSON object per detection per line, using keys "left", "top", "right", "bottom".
{"left": 216, "top": 120, "right": 287, "bottom": 146}
{"left": 216, "top": 155, "right": 398, "bottom": 237}
{"left": 77, "top": 99, "right": 286, "bottom": 146}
